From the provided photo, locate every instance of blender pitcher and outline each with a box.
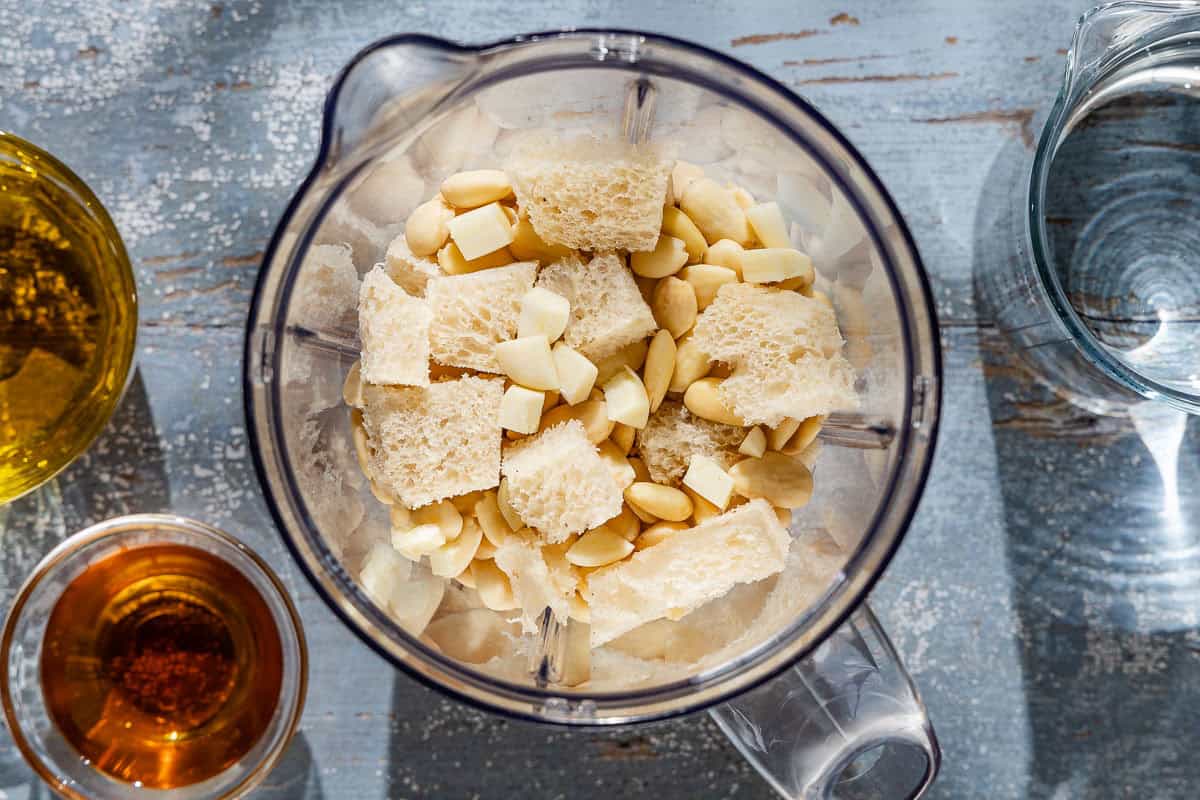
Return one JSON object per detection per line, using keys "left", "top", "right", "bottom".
{"left": 244, "top": 31, "right": 942, "bottom": 799}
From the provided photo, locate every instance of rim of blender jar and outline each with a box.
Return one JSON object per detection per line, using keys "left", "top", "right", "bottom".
{"left": 244, "top": 29, "right": 942, "bottom": 725}
{"left": 0, "top": 513, "right": 308, "bottom": 800}
{"left": 0, "top": 130, "right": 140, "bottom": 503}
{"left": 1027, "top": 2, "right": 1200, "bottom": 415}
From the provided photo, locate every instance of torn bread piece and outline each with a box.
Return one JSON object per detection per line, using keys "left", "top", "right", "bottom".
{"left": 635, "top": 401, "right": 744, "bottom": 485}
{"left": 362, "top": 376, "right": 503, "bottom": 508}
{"left": 357, "top": 265, "right": 431, "bottom": 386}
{"left": 586, "top": 499, "right": 790, "bottom": 646}
{"left": 501, "top": 420, "right": 624, "bottom": 544}
{"left": 536, "top": 253, "right": 657, "bottom": 361}
{"left": 508, "top": 136, "right": 670, "bottom": 252}
{"left": 493, "top": 538, "right": 576, "bottom": 631}
{"left": 690, "top": 282, "right": 858, "bottom": 427}
{"left": 383, "top": 234, "right": 440, "bottom": 297}
{"left": 427, "top": 261, "right": 538, "bottom": 372}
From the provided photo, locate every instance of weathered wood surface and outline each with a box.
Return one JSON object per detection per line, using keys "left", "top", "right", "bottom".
{"left": 3, "top": 1, "right": 1199, "bottom": 798}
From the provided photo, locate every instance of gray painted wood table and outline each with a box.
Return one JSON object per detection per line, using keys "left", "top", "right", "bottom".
{"left": 3, "top": 1, "right": 1199, "bottom": 798}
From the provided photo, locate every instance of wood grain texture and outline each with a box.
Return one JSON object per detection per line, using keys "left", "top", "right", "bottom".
{"left": 4, "top": 1, "right": 1199, "bottom": 799}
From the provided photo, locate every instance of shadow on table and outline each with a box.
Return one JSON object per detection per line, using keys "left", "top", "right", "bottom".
{"left": 252, "top": 732, "right": 324, "bottom": 799}
{"left": 1, "top": 368, "right": 170, "bottom": 573}
{"left": 973, "top": 137, "right": 1200, "bottom": 800}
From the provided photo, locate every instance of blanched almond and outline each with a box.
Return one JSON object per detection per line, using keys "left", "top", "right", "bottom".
{"left": 450, "top": 490, "right": 485, "bottom": 514}
{"left": 472, "top": 559, "right": 519, "bottom": 610}
{"left": 475, "top": 537, "right": 497, "bottom": 560}
{"left": 780, "top": 415, "right": 824, "bottom": 456}
{"left": 566, "top": 528, "right": 635, "bottom": 567}
{"left": 405, "top": 195, "right": 454, "bottom": 256}
{"left": 509, "top": 216, "right": 574, "bottom": 263}
{"left": 411, "top": 499, "right": 464, "bottom": 542}
{"left": 671, "top": 160, "right": 705, "bottom": 201}
{"left": 429, "top": 517, "right": 484, "bottom": 577}
{"left": 669, "top": 334, "right": 711, "bottom": 394}
{"left": 474, "top": 492, "right": 515, "bottom": 547}
{"left": 624, "top": 482, "right": 693, "bottom": 522}
{"left": 437, "top": 241, "right": 514, "bottom": 274}
{"left": 539, "top": 399, "right": 614, "bottom": 443}
{"left": 631, "top": 234, "right": 688, "bottom": 278}
{"left": 730, "top": 185, "right": 756, "bottom": 210}
{"left": 636, "top": 520, "right": 689, "bottom": 550}
{"left": 768, "top": 418, "right": 802, "bottom": 451}
{"left": 343, "top": 360, "right": 364, "bottom": 407}
{"left": 682, "top": 484, "right": 721, "bottom": 524}
{"left": 496, "top": 478, "right": 523, "bottom": 530}
{"left": 643, "top": 329, "right": 676, "bottom": 414}
{"left": 351, "top": 410, "right": 371, "bottom": 474}
{"left": 740, "top": 248, "right": 813, "bottom": 284}
{"left": 608, "top": 503, "right": 642, "bottom": 541}
{"left": 739, "top": 426, "right": 767, "bottom": 458}
{"left": 594, "top": 337, "right": 650, "bottom": 384}
{"left": 679, "top": 264, "right": 737, "bottom": 310}
{"left": 652, "top": 277, "right": 698, "bottom": 339}
{"left": 661, "top": 206, "right": 707, "bottom": 263}
{"left": 745, "top": 201, "right": 791, "bottom": 248}
{"left": 440, "top": 169, "right": 512, "bottom": 208}
{"left": 683, "top": 377, "right": 744, "bottom": 426}
{"left": 704, "top": 239, "right": 745, "bottom": 280}
{"left": 729, "top": 451, "right": 814, "bottom": 509}
{"left": 680, "top": 178, "right": 753, "bottom": 245}
{"left": 611, "top": 422, "right": 636, "bottom": 455}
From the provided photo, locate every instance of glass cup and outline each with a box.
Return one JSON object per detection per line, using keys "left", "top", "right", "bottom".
{"left": 0, "top": 132, "right": 139, "bottom": 503}
{"left": 245, "top": 31, "right": 942, "bottom": 798}
{"left": 981, "top": 1, "right": 1200, "bottom": 416}
{"left": 0, "top": 514, "right": 307, "bottom": 799}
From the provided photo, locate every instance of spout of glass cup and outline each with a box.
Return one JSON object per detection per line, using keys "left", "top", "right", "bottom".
{"left": 1063, "top": 1, "right": 1200, "bottom": 101}
{"left": 710, "top": 605, "right": 939, "bottom": 800}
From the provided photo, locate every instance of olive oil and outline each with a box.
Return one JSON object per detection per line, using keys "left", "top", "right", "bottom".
{"left": 40, "top": 544, "right": 284, "bottom": 789}
{"left": 0, "top": 133, "right": 136, "bottom": 503}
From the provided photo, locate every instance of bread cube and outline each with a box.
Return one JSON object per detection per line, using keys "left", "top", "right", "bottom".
{"left": 361, "top": 375, "right": 504, "bottom": 508}
{"left": 508, "top": 136, "right": 670, "bottom": 252}
{"left": 384, "top": 234, "right": 440, "bottom": 297}
{"left": 536, "top": 253, "right": 657, "bottom": 361}
{"left": 426, "top": 261, "right": 538, "bottom": 372}
{"left": 357, "top": 265, "right": 431, "bottom": 386}
{"left": 500, "top": 420, "right": 623, "bottom": 543}
{"left": 293, "top": 243, "right": 360, "bottom": 332}
{"left": 586, "top": 499, "right": 790, "bottom": 645}
{"left": 690, "top": 282, "right": 858, "bottom": 427}
{"left": 635, "top": 401, "right": 744, "bottom": 485}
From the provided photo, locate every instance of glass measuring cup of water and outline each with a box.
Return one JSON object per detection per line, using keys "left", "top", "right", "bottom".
{"left": 985, "top": 0, "right": 1200, "bottom": 415}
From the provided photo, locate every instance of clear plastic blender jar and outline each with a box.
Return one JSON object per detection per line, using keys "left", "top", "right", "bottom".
{"left": 244, "top": 30, "right": 942, "bottom": 799}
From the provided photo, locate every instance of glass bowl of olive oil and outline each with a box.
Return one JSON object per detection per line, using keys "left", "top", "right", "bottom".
{"left": 0, "top": 132, "right": 137, "bottom": 504}
{"left": 0, "top": 514, "right": 307, "bottom": 799}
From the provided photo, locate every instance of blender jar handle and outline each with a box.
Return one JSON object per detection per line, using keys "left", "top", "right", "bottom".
{"left": 709, "top": 604, "right": 940, "bottom": 800}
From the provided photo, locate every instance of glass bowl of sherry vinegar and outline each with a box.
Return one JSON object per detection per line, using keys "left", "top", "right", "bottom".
{"left": 1, "top": 514, "right": 307, "bottom": 799}
{"left": 0, "top": 131, "right": 137, "bottom": 504}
